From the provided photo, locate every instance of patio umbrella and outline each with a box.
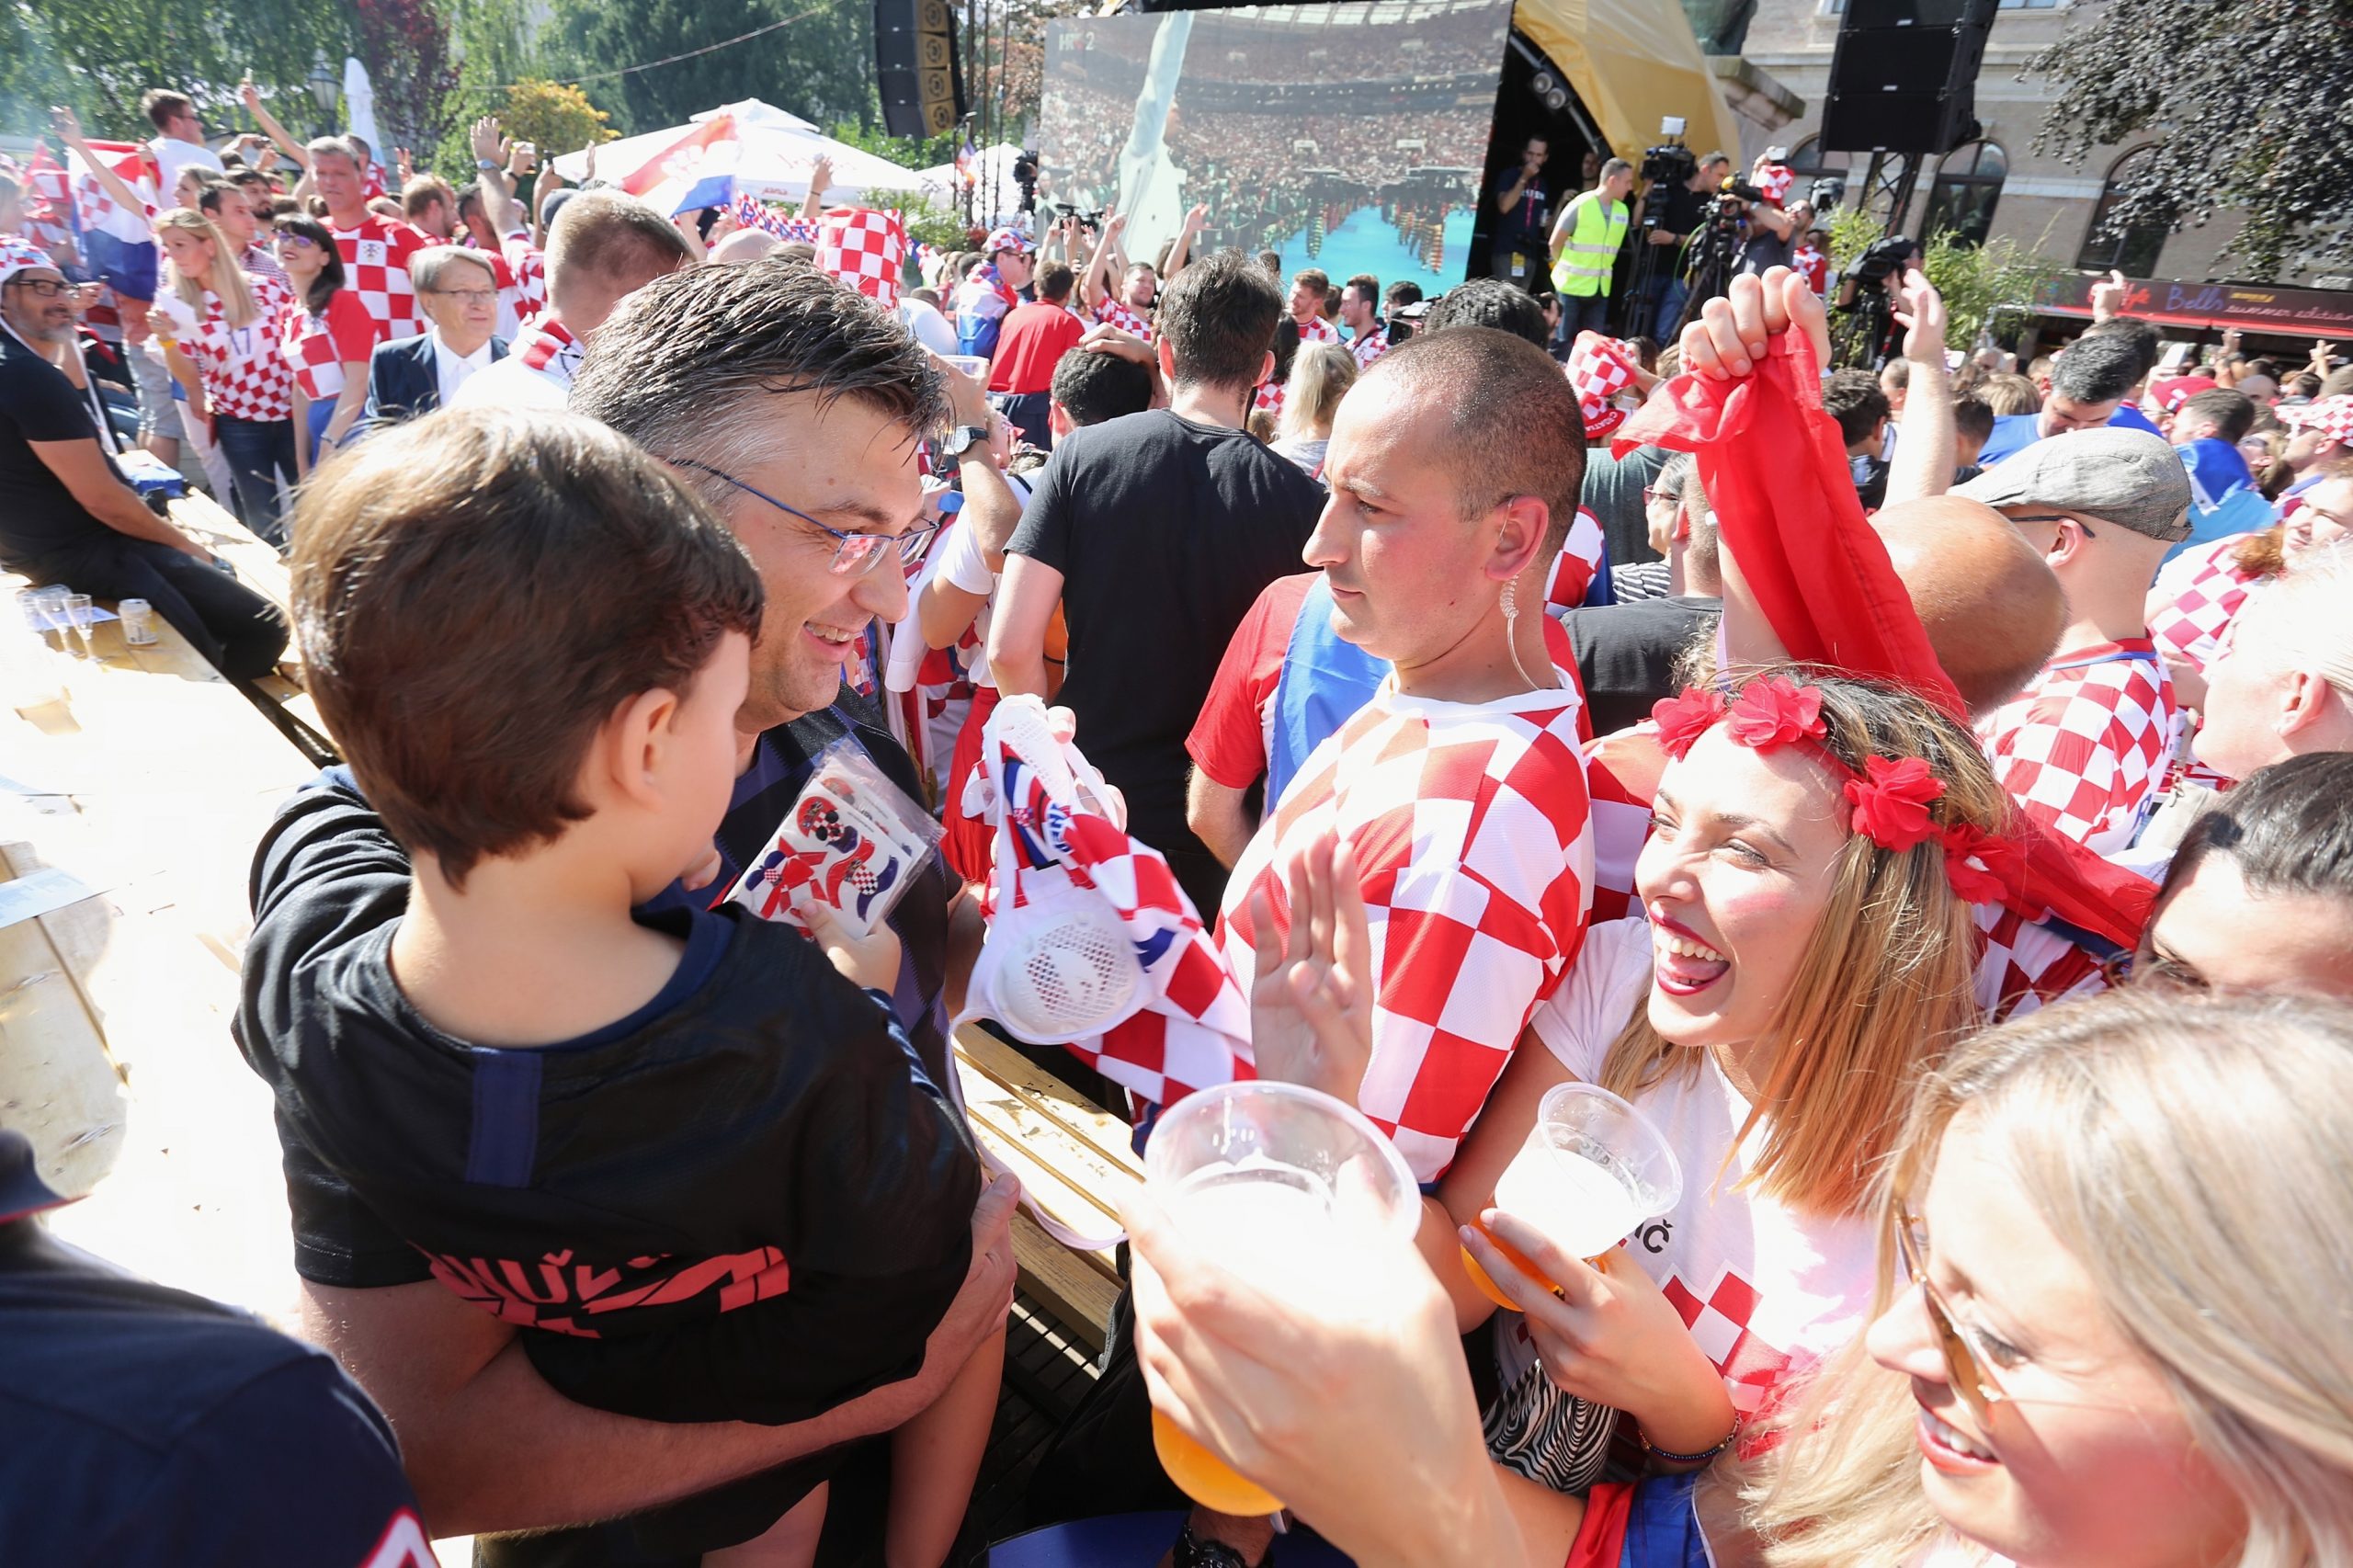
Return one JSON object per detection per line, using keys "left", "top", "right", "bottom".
{"left": 551, "top": 99, "right": 928, "bottom": 213}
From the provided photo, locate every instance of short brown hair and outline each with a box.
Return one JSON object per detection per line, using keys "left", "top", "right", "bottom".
{"left": 291, "top": 407, "right": 763, "bottom": 884}
{"left": 544, "top": 189, "right": 694, "bottom": 308}
{"left": 142, "top": 89, "right": 195, "bottom": 131}
{"left": 1157, "top": 249, "right": 1284, "bottom": 393}
{"left": 1366, "top": 325, "right": 1586, "bottom": 550}
{"left": 1292, "top": 267, "right": 1329, "bottom": 295}
{"left": 1037, "top": 260, "right": 1075, "bottom": 303}
{"left": 401, "top": 175, "right": 456, "bottom": 222}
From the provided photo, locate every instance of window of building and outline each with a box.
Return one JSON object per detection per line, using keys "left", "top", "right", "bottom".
{"left": 2075, "top": 146, "right": 2170, "bottom": 276}
{"left": 1921, "top": 141, "right": 2006, "bottom": 247}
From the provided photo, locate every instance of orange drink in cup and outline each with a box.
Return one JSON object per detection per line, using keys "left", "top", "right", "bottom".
{"left": 1461, "top": 1082, "right": 1681, "bottom": 1311}
{"left": 1142, "top": 1081, "right": 1420, "bottom": 1516}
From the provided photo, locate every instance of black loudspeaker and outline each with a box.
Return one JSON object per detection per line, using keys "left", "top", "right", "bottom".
{"left": 1819, "top": 0, "right": 1995, "bottom": 155}
{"left": 876, "top": 0, "right": 965, "bottom": 139}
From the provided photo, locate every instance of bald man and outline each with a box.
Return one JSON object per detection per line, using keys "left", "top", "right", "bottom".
{"left": 1872, "top": 494, "right": 2067, "bottom": 718}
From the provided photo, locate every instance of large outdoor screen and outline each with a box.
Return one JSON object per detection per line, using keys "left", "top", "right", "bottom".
{"left": 1038, "top": 0, "right": 1514, "bottom": 295}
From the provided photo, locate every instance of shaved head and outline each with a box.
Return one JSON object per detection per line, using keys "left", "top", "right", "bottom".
{"left": 1874, "top": 495, "right": 2067, "bottom": 716}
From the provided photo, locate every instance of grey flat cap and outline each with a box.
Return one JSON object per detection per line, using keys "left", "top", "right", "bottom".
{"left": 1955, "top": 426, "right": 2193, "bottom": 542}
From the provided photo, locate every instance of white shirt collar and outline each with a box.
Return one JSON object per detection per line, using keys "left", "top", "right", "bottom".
{"left": 429, "top": 327, "right": 496, "bottom": 404}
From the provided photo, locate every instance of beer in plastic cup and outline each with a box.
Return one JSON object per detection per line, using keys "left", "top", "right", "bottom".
{"left": 942, "top": 353, "right": 991, "bottom": 382}
{"left": 1142, "top": 1081, "right": 1419, "bottom": 1516}
{"left": 1461, "top": 1081, "right": 1681, "bottom": 1312}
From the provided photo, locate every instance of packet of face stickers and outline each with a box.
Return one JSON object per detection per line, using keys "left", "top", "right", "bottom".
{"left": 726, "top": 738, "right": 942, "bottom": 937}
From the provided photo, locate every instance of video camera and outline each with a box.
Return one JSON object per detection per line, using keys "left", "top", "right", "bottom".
{"left": 1051, "top": 202, "right": 1107, "bottom": 229}
{"left": 1641, "top": 142, "right": 1697, "bottom": 187}
{"left": 1852, "top": 233, "right": 1919, "bottom": 289}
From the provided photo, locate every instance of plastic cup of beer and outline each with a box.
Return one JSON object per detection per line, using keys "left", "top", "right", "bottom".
{"left": 1461, "top": 1081, "right": 1681, "bottom": 1312}
{"left": 1141, "top": 1080, "right": 1419, "bottom": 1517}
{"left": 61, "top": 594, "right": 95, "bottom": 659}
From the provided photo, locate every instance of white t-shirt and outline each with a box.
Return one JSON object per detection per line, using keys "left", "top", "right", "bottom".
{"left": 899, "top": 297, "right": 959, "bottom": 357}
{"left": 150, "top": 136, "right": 223, "bottom": 193}
{"left": 1488, "top": 917, "right": 1880, "bottom": 1485}
{"left": 928, "top": 512, "right": 999, "bottom": 690}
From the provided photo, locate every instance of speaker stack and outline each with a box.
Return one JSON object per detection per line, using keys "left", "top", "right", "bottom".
{"left": 876, "top": 0, "right": 966, "bottom": 140}
{"left": 1818, "top": 0, "right": 1995, "bottom": 154}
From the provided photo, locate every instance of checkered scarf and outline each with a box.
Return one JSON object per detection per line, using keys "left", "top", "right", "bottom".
{"left": 815, "top": 207, "right": 908, "bottom": 310}
{"left": 732, "top": 193, "right": 820, "bottom": 245}
{"left": 1566, "top": 332, "right": 1639, "bottom": 441}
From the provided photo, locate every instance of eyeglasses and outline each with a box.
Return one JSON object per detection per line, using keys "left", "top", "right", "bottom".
{"left": 2099, "top": 944, "right": 2207, "bottom": 989}
{"left": 1894, "top": 1203, "right": 2011, "bottom": 1429}
{"left": 427, "top": 288, "right": 498, "bottom": 306}
{"left": 275, "top": 233, "right": 318, "bottom": 250}
{"left": 665, "top": 459, "right": 938, "bottom": 575}
{"left": 4, "top": 278, "right": 70, "bottom": 299}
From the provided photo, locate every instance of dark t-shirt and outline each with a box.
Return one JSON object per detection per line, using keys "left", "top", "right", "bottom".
{"left": 0, "top": 1220, "right": 427, "bottom": 1568}
{"left": 1735, "top": 220, "right": 1792, "bottom": 278}
{"left": 1490, "top": 168, "right": 1550, "bottom": 250}
{"left": 1580, "top": 444, "right": 1667, "bottom": 570}
{"left": 1562, "top": 595, "right": 1722, "bottom": 734}
{"left": 1653, "top": 181, "right": 1712, "bottom": 245}
{"left": 234, "top": 771, "right": 979, "bottom": 1430}
{"left": 0, "top": 326, "right": 125, "bottom": 565}
{"left": 1006, "top": 410, "right": 1324, "bottom": 899}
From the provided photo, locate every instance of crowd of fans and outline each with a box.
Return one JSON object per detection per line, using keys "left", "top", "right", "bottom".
{"left": 4, "top": 69, "right": 2353, "bottom": 1568}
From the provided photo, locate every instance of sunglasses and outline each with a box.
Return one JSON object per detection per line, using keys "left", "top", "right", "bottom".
{"left": 1894, "top": 1203, "right": 2011, "bottom": 1430}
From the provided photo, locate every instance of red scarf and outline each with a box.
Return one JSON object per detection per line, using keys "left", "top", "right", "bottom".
{"left": 1613, "top": 329, "right": 2154, "bottom": 951}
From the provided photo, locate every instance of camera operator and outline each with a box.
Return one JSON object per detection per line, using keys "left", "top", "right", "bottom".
{"left": 1642, "top": 148, "right": 1730, "bottom": 341}
{"left": 1732, "top": 154, "right": 1800, "bottom": 277}
{"left": 1487, "top": 135, "right": 1552, "bottom": 291}
{"left": 1831, "top": 234, "right": 1923, "bottom": 369}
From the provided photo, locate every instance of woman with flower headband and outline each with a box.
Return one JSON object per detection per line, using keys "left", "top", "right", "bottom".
{"left": 1429, "top": 664, "right": 2013, "bottom": 1559}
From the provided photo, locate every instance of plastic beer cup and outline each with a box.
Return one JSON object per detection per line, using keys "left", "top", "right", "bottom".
{"left": 1141, "top": 1081, "right": 1419, "bottom": 1517}
{"left": 1461, "top": 1081, "right": 1682, "bottom": 1311}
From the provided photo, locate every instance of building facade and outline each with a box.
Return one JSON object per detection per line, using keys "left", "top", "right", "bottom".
{"left": 1733, "top": 0, "right": 2245, "bottom": 286}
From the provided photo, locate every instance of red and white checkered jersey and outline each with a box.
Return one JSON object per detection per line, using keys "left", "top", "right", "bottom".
{"left": 1975, "top": 639, "right": 2179, "bottom": 855}
{"left": 1295, "top": 314, "right": 1340, "bottom": 347}
{"left": 1972, "top": 900, "right": 2111, "bottom": 1020}
{"left": 1216, "top": 669, "right": 1595, "bottom": 1179}
{"left": 331, "top": 216, "right": 430, "bottom": 345}
{"left": 279, "top": 289, "right": 378, "bottom": 403}
{"left": 184, "top": 270, "right": 296, "bottom": 422}
{"left": 511, "top": 312, "right": 583, "bottom": 393}
{"left": 1542, "top": 506, "right": 1608, "bottom": 613}
{"left": 1252, "top": 378, "right": 1286, "bottom": 420}
{"left": 1093, "top": 296, "right": 1153, "bottom": 339}
{"left": 1350, "top": 325, "right": 1390, "bottom": 371}
{"left": 1513, "top": 918, "right": 1878, "bottom": 1426}
{"left": 503, "top": 233, "right": 547, "bottom": 325}
{"left": 2147, "top": 535, "right": 2265, "bottom": 681}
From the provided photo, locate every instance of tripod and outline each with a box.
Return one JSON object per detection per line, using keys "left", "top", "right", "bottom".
{"left": 1667, "top": 201, "right": 1745, "bottom": 340}
{"left": 1831, "top": 284, "right": 1897, "bottom": 370}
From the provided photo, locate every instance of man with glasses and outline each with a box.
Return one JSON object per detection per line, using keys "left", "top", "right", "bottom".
{"left": 352, "top": 246, "right": 506, "bottom": 438}
{"left": 1958, "top": 427, "right": 2195, "bottom": 853}
{"left": 0, "top": 240, "right": 284, "bottom": 679}
{"left": 261, "top": 256, "right": 1018, "bottom": 1565}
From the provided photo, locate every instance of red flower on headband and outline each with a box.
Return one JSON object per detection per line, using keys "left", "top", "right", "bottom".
{"left": 1726, "top": 676, "right": 1827, "bottom": 749}
{"left": 1652, "top": 687, "right": 1729, "bottom": 759}
{"left": 1940, "top": 823, "right": 2022, "bottom": 906}
{"left": 1843, "top": 755, "right": 1947, "bottom": 852}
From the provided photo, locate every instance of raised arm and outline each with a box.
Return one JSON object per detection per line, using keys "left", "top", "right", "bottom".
{"left": 1163, "top": 203, "right": 1205, "bottom": 280}
{"left": 1081, "top": 210, "right": 1125, "bottom": 314}
{"left": 49, "top": 108, "right": 151, "bottom": 229}
{"left": 469, "top": 118, "right": 524, "bottom": 241}
{"left": 1884, "top": 268, "right": 1955, "bottom": 505}
{"left": 239, "top": 74, "right": 313, "bottom": 172}
{"left": 800, "top": 154, "right": 834, "bottom": 222}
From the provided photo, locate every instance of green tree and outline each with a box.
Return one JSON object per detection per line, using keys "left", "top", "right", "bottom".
{"left": 548, "top": 0, "right": 875, "bottom": 139}
{"left": 1825, "top": 208, "right": 2054, "bottom": 353}
{"left": 355, "top": 0, "right": 458, "bottom": 163}
{"left": 2029, "top": 0, "right": 2353, "bottom": 278}
{"left": 8, "top": 0, "right": 355, "bottom": 142}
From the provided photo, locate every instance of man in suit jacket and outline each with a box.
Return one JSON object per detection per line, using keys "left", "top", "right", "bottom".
{"left": 355, "top": 246, "right": 507, "bottom": 439}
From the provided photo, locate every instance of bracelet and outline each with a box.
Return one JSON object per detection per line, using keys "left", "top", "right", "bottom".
{"left": 1634, "top": 1417, "right": 1739, "bottom": 1465}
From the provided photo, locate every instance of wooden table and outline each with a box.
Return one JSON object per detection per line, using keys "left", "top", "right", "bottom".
{"left": 954, "top": 1025, "right": 1142, "bottom": 1353}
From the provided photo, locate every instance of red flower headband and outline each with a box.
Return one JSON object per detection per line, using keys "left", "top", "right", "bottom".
{"left": 1650, "top": 677, "right": 2014, "bottom": 901}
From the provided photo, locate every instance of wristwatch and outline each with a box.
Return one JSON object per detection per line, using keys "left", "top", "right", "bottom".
{"left": 937, "top": 424, "right": 990, "bottom": 460}
{"left": 475, "top": 158, "right": 501, "bottom": 172}
{"left": 1172, "top": 1522, "right": 1270, "bottom": 1568}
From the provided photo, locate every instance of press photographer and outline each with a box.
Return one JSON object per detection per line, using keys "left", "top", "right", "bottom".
{"left": 1634, "top": 140, "right": 1731, "bottom": 341}
{"left": 1832, "top": 233, "right": 1924, "bottom": 369}
{"left": 1731, "top": 151, "right": 1800, "bottom": 277}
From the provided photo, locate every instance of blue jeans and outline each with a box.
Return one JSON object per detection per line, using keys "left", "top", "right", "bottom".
{"left": 1562, "top": 292, "right": 1612, "bottom": 340}
{"left": 1654, "top": 278, "right": 1692, "bottom": 342}
{"left": 213, "top": 415, "right": 298, "bottom": 547}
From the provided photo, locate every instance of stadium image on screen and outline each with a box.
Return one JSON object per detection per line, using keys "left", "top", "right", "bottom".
{"left": 1037, "top": 0, "right": 1516, "bottom": 294}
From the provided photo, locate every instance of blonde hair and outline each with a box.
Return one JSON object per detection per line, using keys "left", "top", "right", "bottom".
{"left": 1979, "top": 372, "right": 2041, "bottom": 415}
{"left": 1597, "top": 666, "right": 2006, "bottom": 1215}
{"left": 1751, "top": 988, "right": 2353, "bottom": 1568}
{"left": 155, "top": 207, "right": 257, "bottom": 328}
{"left": 1279, "top": 342, "right": 1357, "bottom": 441}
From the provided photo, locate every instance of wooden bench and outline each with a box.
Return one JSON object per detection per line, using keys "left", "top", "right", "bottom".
{"left": 953, "top": 1024, "right": 1142, "bottom": 1355}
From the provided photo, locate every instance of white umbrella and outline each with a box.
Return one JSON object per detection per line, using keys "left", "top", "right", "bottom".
{"left": 917, "top": 141, "right": 1027, "bottom": 219}
{"left": 551, "top": 99, "right": 928, "bottom": 210}
{"left": 341, "top": 57, "right": 381, "bottom": 160}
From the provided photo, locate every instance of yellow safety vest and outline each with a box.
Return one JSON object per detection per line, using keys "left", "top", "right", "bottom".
{"left": 1550, "top": 193, "right": 1628, "bottom": 298}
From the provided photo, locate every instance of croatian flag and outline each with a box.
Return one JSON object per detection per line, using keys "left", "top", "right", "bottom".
{"left": 66, "top": 140, "right": 159, "bottom": 304}
{"left": 620, "top": 114, "right": 742, "bottom": 217}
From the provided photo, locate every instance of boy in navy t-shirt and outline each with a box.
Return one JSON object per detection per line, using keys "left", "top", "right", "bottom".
{"left": 234, "top": 406, "right": 997, "bottom": 1564}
